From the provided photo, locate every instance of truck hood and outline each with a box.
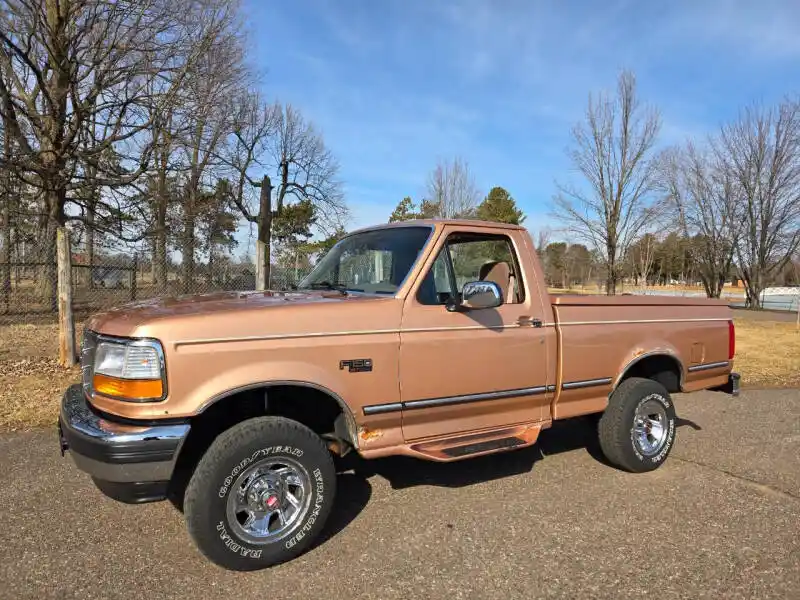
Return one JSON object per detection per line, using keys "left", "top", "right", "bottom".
{"left": 85, "top": 289, "right": 387, "bottom": 338}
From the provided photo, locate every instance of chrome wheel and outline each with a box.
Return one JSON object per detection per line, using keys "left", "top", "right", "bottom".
{"left": 632, "top": 396, "right": 669, "bottom": 456}
{"left": 225, "top": 457, "right": 312, "bottom": 544}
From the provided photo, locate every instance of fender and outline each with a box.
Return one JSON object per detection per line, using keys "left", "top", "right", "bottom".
{"left": 183, "top": 360, "right": 359, "bottom": 444}
{"left": 196, "top": 379, "right": 359, "bottom": 448}
{"left": 613, "top": 347, "right": 685, "bottom": 391}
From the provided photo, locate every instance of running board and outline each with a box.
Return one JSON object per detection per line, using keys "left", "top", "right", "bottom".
{"left": 407, "top": 422, "right": 544, "bottom": 461}
{"left": 440, "top": 436, "right": 526, "bottom": 458}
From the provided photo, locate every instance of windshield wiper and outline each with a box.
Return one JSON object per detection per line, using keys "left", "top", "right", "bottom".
{"left": 302, "top": 281, "right": 363, "bottom": 293}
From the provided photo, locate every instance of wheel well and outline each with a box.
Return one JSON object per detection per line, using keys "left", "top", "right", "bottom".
{"left": 617, "top": 354, "right": 682, "bottom": 393}
{"left": 168, "top": 384, "right": 353, "bottom": 510}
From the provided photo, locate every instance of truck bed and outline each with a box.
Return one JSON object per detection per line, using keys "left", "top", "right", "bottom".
{"left": 548, "top": 292, "right": 734, "bottom": 420}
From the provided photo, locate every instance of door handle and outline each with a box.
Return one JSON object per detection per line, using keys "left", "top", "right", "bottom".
{"left": 517, "top": 316, "right": 543, "bottom": 328}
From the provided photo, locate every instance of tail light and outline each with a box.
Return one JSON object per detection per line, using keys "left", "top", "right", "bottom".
{"left": 728, "top": 320, "right": 735, "bottom": 360}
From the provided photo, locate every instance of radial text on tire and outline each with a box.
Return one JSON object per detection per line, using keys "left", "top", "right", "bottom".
{"left": 598, "top": 377, "right": 677, "bottom": 473}
{"left": 183, "top": 416, "right": 337, "bottom": 570}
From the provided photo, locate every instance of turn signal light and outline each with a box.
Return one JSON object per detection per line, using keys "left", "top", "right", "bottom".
{"left": 93, "top": 373, "right": 163, "bottom": 400}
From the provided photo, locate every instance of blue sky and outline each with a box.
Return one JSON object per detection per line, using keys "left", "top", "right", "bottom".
{"left": 242, "top": 0, "right": 799, "bottom": 235}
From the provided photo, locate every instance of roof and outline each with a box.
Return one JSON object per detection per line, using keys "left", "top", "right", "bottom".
{"left": 348, "top": 219, "right": 526, "bottom": 236}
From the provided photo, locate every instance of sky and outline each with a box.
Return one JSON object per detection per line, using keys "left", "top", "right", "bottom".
{"left": 241, "top": 0, "right": 800, "bottom": 236}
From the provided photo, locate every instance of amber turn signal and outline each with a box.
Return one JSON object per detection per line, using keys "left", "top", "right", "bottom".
{"left": 93, "top": 373, "right": 163, "bottom": 400}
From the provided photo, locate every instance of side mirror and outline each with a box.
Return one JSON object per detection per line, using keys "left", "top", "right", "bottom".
{"left": 447, "top": 280, "right": 503, "bottom": 311}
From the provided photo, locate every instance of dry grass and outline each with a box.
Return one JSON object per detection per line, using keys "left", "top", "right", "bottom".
{"left": 0, "top": 314, "right": 796, "bottom": 431}
{"left": 733, "top": 316, "right": 800, "bottom": 389}
{"left": 0, "top": 323, "right": 80, "bottom": 431}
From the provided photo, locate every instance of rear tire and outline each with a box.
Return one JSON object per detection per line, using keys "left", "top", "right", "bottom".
{"left": 598, "top": 377, "right": 676, "bottom": 473}
{"left": 184, "top": 416, "right": 336, "bottom": 571}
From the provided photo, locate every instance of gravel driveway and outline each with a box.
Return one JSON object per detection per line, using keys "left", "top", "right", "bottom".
{"left": 1, "top": 389, "right": 798, "bottom": 599}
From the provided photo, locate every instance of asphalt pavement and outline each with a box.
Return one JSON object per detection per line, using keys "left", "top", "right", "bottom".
{"left": 1, "top": 389, "right": 798, "bottom": 600}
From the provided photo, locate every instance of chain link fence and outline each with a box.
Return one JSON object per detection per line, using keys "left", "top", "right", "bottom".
{"left": 0, "top": 235, "right": 313, "bottom": 327}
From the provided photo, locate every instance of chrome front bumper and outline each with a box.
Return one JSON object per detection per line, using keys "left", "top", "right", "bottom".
{"left": 58, "top": 384, "right": 190, "bottom": 502}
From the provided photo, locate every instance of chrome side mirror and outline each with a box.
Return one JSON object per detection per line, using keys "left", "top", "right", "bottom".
{"left": 449, "top": 280, "right": 503, "bottom": 311}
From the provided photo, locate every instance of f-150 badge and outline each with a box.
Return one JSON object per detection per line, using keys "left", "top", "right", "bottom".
{"left": 340, "top": 359, "right": 373, "bottom": 373}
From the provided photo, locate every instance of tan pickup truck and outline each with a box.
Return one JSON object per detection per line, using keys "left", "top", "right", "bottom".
{"left": 58, "top": 219, "right": 739, "bottom": 570}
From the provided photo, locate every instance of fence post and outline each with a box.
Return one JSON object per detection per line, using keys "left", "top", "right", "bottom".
{"left": 131, "top": 253, "right": 138, "bottom": 301}
{"left": 56, "top": 227, "right": 76, "bottom": 368}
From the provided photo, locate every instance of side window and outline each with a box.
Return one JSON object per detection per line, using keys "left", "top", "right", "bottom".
{"left": 416, "top": 233, "right": 524, "bottom": 305}
{"left": 416, "top": 250, "right": 454, "bottom": 305}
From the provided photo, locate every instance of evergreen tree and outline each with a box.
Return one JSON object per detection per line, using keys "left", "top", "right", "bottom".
{"left": 476, "top": 187, "right": 525, "bottom": 224}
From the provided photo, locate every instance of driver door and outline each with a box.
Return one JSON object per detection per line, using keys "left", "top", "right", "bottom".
{"left": 399, "top": 226, "right": 551, "bottom": 441}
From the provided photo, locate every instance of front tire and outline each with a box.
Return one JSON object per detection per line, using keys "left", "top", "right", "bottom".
{"left": 598, "top": 377, "right": 676, "bottom": 473}
{"left": 184, "top": 416, "right": 336, "bottom": 571}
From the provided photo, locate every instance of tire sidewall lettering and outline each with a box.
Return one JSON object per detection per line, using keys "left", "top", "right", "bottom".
{"left": 284, "top": 467, "right": 325, "bottom": 550}
{"left": 215, "top": 445, "right": 326, "bottom": 560}
{"left": 217, "top": 446, "right": 304, "bottom": 498}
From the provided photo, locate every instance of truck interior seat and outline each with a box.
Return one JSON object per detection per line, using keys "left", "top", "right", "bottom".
{"left": 478, "top": 261, "right": 513, "bottom": 303}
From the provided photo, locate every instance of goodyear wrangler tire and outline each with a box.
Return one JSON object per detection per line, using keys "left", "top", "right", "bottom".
{"left": 598, "top": 377, "right": 676, "bottom": 473}
{"left": 184, "top": 416, "right": 336, "bottom": 571}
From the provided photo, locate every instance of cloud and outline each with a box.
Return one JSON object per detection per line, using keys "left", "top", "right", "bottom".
{"left": 248, "top": 0, "right": 799, "bottom": 231}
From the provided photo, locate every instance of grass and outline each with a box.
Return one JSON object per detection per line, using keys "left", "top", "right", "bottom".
{"left": 733, "top": 316, "right": 800, "bottom": 389}
{"left": 0, "top": 323, "right": 80, "bottom": 431}
{"left": 0, "top": 314, "right": 797, "bottom": 431}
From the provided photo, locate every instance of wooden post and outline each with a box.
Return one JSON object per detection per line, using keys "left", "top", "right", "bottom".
{"left": 255, "top": 174, "right": 272, "bottom": 291}
{"left": 56, "top": 227, "right": 76, "bottom": 367}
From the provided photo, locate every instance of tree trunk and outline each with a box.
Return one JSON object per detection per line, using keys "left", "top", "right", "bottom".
{"left": 181, "top": 204, "right": 196, "bottom": 294}
{"left": 149, "top": 237, "right": 157, "bottom": 284}
{"left": 255, "top": 175, "right": 273, "bottom": 291}
{"left": 41, "top": 214, "right": 59, "bottom": 312}
{"left": 606, "top": 264, "right": 616, "bottom": 295}
{"left": 1, "top": 141, "right": 10, "bottom": 313}
{"left": 606, "top": 242, "right": 617, "bottom": 295}
{"left": 207, "top": 247, "right": 215, "bottom": 287}
{"left": 153, "top": 175, "right": 168, "bottom": 292}
{"left": 86, "top": 198, "right": 96, "bottom": 289}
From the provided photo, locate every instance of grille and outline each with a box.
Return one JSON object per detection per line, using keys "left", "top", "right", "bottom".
{"left": 81, "top": 329, "right": 98, "bottom": 396}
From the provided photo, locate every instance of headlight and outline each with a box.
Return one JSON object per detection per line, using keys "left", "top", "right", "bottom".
{"left": 91, "top": 339, "right": 166, "bottom": 401}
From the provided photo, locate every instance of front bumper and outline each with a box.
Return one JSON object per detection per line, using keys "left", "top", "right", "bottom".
{"left": 58, "top": 384, "right": 190, "bottom": 503}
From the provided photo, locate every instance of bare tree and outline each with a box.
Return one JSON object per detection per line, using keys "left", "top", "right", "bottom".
{"left": 552, "top": 70, "right": 662, "bottom": 295}
{"left": 627, "top": 233, "right": 659, "bottom": 287}
{"left": 534, "top": 227, "right": 552, "bottom": 254}
{"left": 660, "top": 142, "right": 740, "bottom": 298}
{"left": 223, "top": 91, "right": 275, "bottom": 288}
{"left": 0, "top": 0, "right": 238, "bottom": 361}
{"left": 228, "top": 102, "right": 344, "bottom": 289}
{"left": 177, "top": 32, "right": 244, "bottom": 292}
{"left": 716, "top": 99, "right": 800, "bottom": 308}
{"left": 425, "top": 157, "right": 481, "bottom": 219}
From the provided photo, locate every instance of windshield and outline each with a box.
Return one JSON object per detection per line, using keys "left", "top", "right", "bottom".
{"left": 298, "top": 226, "right": 432, "bottom": 294}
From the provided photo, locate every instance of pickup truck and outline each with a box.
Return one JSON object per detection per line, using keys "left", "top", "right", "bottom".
{"left": 58, "top": 219, "right": 739, "bottom": 570}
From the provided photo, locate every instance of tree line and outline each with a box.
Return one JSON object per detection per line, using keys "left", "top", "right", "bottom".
{"left": 0, "top": 0, "right": 345, "bottom": 319}
{"left": 553, "top": 70, "right": 800, "bottom": 306}
{"left": 1, "top": 4, "right": 798, "bottom": 363}
{"left": 387, "top": 72, "right": 799, "bottom": 306}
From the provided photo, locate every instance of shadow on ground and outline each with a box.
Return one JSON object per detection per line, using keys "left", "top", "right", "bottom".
{"left": 317, "top": 411, "right": 705, "bottom": 546}
{"left": 336, "top": 415, "right": 607, "bottom": 491}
